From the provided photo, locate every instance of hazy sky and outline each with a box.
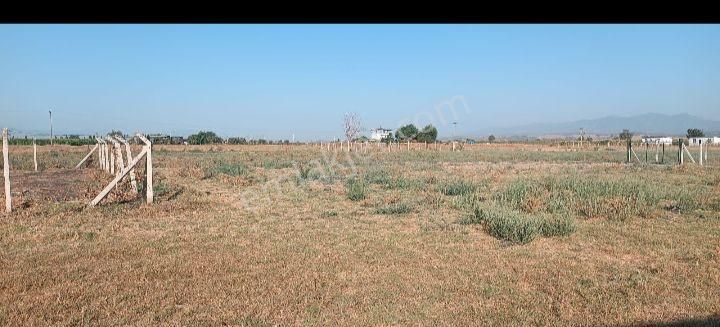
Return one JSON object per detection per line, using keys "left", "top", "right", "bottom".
{"left": 1, "top": 24, "right": 718, "bottom": 140}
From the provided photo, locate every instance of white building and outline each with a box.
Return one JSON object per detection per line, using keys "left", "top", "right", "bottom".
{"left": 642, "top": 136, "right": 673, "bottom": 145}
{"left": 688, "top": 137, "right": 720, "bottom": 146}
{"left": 370, "top": 128, "right": 393, "bottom": 141}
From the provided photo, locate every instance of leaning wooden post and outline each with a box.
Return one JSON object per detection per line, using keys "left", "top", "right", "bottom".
{"left": 89, "top": 147, "right": 148, "bottom": 207}
{"left": 137, "top": 133, "right": 153, "bottom": 204}
{"left": 114, "top": 135, "right": 138, "bottom": 193}
{"left": 33, "top": 138, "right": 38, "bottom": 171}
{"left": 3, "top": 128, "right": 11, "bottom": 213}
{"left": 75, "top": 143, "right": 99, "bottom": 169}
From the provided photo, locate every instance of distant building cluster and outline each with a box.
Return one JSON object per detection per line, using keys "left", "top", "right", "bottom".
{"left": 370, "top": 128, "right": 393, "bottom": 141}
{"left": 688, "top": 137, "right": 720, "bottom": 146}
{"left": 641, "top": 137, "right": 673, "bottom": 145}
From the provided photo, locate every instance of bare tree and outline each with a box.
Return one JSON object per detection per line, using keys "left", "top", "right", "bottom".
{"left": 343, "top": 112, "right": 361, "bottom": 142}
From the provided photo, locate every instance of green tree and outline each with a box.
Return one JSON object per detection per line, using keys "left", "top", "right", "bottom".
{"left": 416, "top": 124, "right": 438, "bottom": 143}
{"left": 227, "top": 137, "right": 247, "bottom": 144}
{"left": 687, "top": 128, "right": 705, "bottom": 138}
{"left": 395, "top": 124, "right": 418, "bottom": 141}
{"left": 187, "top": 131, "right": 223, "bottom": 144}
{"left": 488, "top": 135, "right": 496, "bottom": 143}
{"left": 619, "top": 129, "right": 633, "bottom": 140}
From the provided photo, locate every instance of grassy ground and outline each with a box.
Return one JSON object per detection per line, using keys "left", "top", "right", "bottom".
{"left": 1, "top": 144, "right": 719, "bottom": 325}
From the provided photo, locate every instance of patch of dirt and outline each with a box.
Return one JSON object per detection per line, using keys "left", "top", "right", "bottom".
{"left": 2, "top": 169, "right": 111, "bottom": 203}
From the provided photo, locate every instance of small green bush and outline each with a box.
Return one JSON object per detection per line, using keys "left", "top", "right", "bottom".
{"left": 346, "top": 178, "right": 366, "bottom": 201}
{"left": 464, "top": 205, "right": 576, "bottom": 244}
{"left": 471, "top": 206, "right": 539, "bottom": 244}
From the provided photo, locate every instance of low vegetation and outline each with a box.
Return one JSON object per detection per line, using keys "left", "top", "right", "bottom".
{"left": 346, "top": 177, "right": 366, "bottom": 201}
{"left": 460, "top": 205, "right": 575, "bottom": 244}
{"left": 1, "top": 143, "right": 718, "bottom": 325}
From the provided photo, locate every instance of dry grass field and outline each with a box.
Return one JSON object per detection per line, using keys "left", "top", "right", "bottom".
{"left": 1, "top": 143, "right": 719, "bottom": 326}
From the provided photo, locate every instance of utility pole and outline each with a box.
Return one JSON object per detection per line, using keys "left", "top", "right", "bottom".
{"left": 452, "top": 121, "right": 458, "bottom": 141}
{"left": 49, "top": 109, "right": 53, "bottom": 146}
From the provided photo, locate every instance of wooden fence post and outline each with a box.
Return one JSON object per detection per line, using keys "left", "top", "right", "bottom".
{"left": 109, "top": 140, "right": 116, "bottom": 175}
{"left": 114, "top": 135, "right": 138, "bottom": 193}
{"left": 89, "top": 147, "right": 148, "bottom": 207}
{"left": 679, "top": 139, "right": 683, "bottom": 165}
{"left": 662, "top": 143, "right": 665, "bottom": 164}
{"left": 105, "top": 141, "right": 111, "bottom": 172}
{"left": 3, "top": 128, "right": 11, "bottom": 213}
{"left": 33, "top": 138, "right": 38, "bottom": 171}
{"left": 699, "top": 140, "right": 703, "bottom": 166}
{"left": 107, "top": 137, "right": 125, "bottom": 176}
{"left": 137, "top": 134, "right": 153, "bottom": 204}
{"left": 626, "top": 139, "right": 631, "bottom": 163}
{"left": 95, "top": 138, "right": 104, "bottom": 171}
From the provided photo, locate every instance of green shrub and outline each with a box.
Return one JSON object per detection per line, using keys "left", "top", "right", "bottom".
{"left": 374, "top": 203, "right": 413, "bottom": 215}
{"left": 472, "top": 206, "right": 538, "bottom": 244}
{"left": 346, "top": 178, "right": 366, "bottom": 201}
{"left": 463, "top": 205, "right": 575, "bottom": 244}
{"left": 538, "top": 214, "right": 576, "bottom": 237}
{"left": 439, "top": 181, "right": 476, "bottom": 196}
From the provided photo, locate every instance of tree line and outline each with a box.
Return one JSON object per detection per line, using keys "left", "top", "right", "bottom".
{"left": 187, "top": 131, "right": 293, "bottom": 145}
{"left": 381, "top": 124, "right": 438, "bottom": 143}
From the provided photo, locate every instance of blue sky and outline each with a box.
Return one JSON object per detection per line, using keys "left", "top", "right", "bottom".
{"left": 1, "top": 24, "right": 718, "bottom": 140}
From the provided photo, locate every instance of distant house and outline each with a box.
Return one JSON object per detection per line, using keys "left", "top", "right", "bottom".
{"left": 688, "top": 137, "right": 719, "bottom": 146}
{"left": 370, "top": 127, "right": 393, "bottom": 141}
{"left": 642, "top": 136, "right": 672, "bottom": 145}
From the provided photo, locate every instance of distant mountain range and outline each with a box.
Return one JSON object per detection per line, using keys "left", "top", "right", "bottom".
{"left": 488, "top": 113, "right": 720, "bottom": 138}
